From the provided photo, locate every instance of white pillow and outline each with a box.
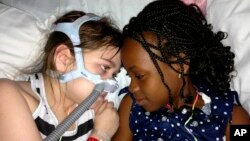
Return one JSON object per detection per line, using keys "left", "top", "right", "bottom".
{"left": 82, "top": 0, "right": 154, "bottom": 30}
{"left": 0, "top": 1, "right": 136, "bottom": 108}
{"left": 0, "top": 3, "right": 45, "bottom": 79}
{"left": 206, "top": 0, "right": 250, "bottom": 113}
{"left": 0, "top": 0, "right": 59, "bottom": 22}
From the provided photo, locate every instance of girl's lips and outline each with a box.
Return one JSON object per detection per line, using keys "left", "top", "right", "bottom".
{"left": 135, "top": 98, "right": 146, "bottom": 106}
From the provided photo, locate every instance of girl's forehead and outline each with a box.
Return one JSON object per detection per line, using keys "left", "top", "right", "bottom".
{"left": 85, "top": 45, "right": 120, "bottom": 58}
{"left": 102, "top": 46, "right": 120, "bottom": 58}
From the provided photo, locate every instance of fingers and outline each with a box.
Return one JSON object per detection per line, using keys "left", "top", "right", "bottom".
{"left": 90, "top": 95, "right": 115, "bottom": 114}
{"left": 89, "top": 96, "right": 105, "bottom": 111}
{"left": 93, "top": 104, "right": 119, "bottom": 137}
{"left": 96, "top": 100, "right": 115, "bottom": 114}
{"left": 106, "top": 101, "right": 114, "bottom": 108}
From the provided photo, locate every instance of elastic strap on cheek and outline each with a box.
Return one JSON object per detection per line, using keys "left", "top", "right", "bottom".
{"left": 53, "top": 13, "right": 102, "bottom": 84}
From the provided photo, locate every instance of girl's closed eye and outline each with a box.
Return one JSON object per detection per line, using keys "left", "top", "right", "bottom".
{"left": 126, "top": 72, "right": 145, "bottom": 80}
{"left": 135, "top": 74, "right": 145, "bottom": 80}
{"left": 100, "top": 65, "right": 110, "bottom": 73}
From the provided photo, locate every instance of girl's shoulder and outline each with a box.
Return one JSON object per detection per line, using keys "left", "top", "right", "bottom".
{"left": 232, "top": 105, "right": 250, "bottom": 124}
{"left": 0, "top": 78, "right": 24, "bottom": 95}
{"left": 0, "top": 78, "right": 42, "bottom": 140}
{"left": 0, "top": 78, "right": 39, "bottom": 113}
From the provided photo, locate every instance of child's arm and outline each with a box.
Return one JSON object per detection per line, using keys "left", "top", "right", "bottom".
{"left": 112, "top": 94, "right": 133, "bottom": 141}
{"left": 225, "top": 105, "right": 250, "bottom": 141}
{"left": 0, "top": 79, "right": 43, "bottom": 141}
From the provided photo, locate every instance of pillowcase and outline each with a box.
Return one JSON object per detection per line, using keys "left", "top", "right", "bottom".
{"left": 0, "top": 0, "right": 59, "bottom": 22}
{"left": 82, "top": 0, "right": 154, "bottom": 30}
{"left": 206, "top": 0, "right": 250, "bottom": 113}
{"left": 0, "top": 3, "right": 45, "bottom": 79}
{"left": 0, "top": 1, "right": 138, "bottom": 108}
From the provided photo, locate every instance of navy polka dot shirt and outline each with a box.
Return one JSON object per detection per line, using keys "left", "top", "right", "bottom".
{"left": 129, "top": 84, "right": 236, "bottom": 141}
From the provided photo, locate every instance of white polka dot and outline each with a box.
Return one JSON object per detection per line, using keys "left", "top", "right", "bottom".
{"left": 146, "top": 116, "right": 149, "bottom": 119}
{"left": 176, "top": 134, "right": 180, "bottom": 137}
{"left": 162, "top": 116, "right": 167, "bottom": 121}
{"left": 207, "top": 89, "right": 210, "bottom": 92}
{"left": 224, "top": 112, "right": 228, "bottom": 115}
{"left": 224, "top": 93, "right": 228, "bottom": 95}
{"left": 135, "top": 120, "right": 138, "bottom": 123}
{"left": 145, "top": 112, "right": 150, "bottom": 115}
{"left": 200, "top": 121, "right": 203, "bottom": 124}
{"left": 215, "top": 97, "right": 219, "bottom": 100}
{"left": 139, "top": 139, "right": 142, "bottom": 141}
{"left": 136, "top": 129, "right": 139, "bottom": 132}
{"left": 175, "top": 116, "right": 178, "bottom": 119}
{"left": 154, "top": 127, "right": 158, "bottom": 130}
{"left": 144, "top": 128, "right": 147, "bottom": 131}
{"left": 157, "top": 138, "right": 164, "bottom": 141}
{"left": 213, "top": 105, "right": 217, "bottom": 109}
{"left": 216, "top": 137, "right": 219, "bottom": 141}
{"left": 225, "top": 103, "right": 229, "bottom": 106}
{"left": 202, "top": 129, "right": 205, "bottom": 132}
{"left": 192, "top": 121, "right": 198, "bottom": 127}
{"left": 182, "top": 108, "right": 187, "bottom": 114}
{"left": 215, "top": 126, "right": 219, "bottom": 130}
{"left": 171, "top": 124, "right": 175, "bottom": 127}
{"left": 138, "top": 112, "right": 141, "bottom": 115}
{"left": 177, "top": 122, "right": 180, "bottom": 126}
{"left": 163, "top": 128, "right": 167, "bottom": 131}
{"left": 150, "top": 119, "right": 153, "bottom": 122}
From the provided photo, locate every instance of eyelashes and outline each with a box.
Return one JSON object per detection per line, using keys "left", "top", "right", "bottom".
{"left": 100, "top": 65, "right": 111, "bottom": 72}
{"left": 135, "top": 74, "right": 145, "bottom": 79}
{"left": 100, "top": 65, "right": 118, "bottom": 78}
{"left": 126, "top": 72, "right": 145, "bottom": 80}
{"left": 101, "top": 65, "right": 106, "bottom": 71}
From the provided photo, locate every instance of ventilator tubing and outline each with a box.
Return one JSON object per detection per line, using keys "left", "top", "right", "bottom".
{"left": 44, "top": 83, "right": 105, "bottom": 141}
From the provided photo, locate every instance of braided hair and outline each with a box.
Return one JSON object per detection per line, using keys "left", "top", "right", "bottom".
{"left": 123, "top": 0, "right": 235, "bottom": 105}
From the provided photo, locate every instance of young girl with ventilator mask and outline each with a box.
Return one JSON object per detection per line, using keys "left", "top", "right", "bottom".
{"left": 0, "top": 11, "right": 122, "bottom": 141}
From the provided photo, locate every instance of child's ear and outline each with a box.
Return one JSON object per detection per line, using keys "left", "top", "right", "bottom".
{"left": 54, "top": 44, "right": 74, "bottom": 73}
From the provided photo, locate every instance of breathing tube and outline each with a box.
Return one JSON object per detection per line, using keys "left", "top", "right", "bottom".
{"left": 44, "top": 13, "right": 118, "bottom": 141}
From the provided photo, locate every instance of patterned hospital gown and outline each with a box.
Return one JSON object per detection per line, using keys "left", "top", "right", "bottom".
{"left": 129, "top": 84, "right": 236, "bottom": 141}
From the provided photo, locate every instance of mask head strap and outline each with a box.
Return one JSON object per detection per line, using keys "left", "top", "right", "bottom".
{"left": 52, "top": 13, "right": 118, "bottom": 93}
{"left": 55, "top": 13, "right": 100, "bottom": 46}
{"left": 54, "top": 13, "right": 101, "bottom": 84}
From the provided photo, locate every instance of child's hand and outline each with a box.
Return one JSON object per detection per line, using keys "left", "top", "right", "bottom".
{"left": 89, "top": 95, "right": 106, "bottom": 113}
{"left": 91, "top": 100, "right": 119, "bottom": 140}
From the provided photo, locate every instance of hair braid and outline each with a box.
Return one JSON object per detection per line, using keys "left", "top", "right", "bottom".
{"left": 123, "top": 0, "right": 235, "bottom": 104}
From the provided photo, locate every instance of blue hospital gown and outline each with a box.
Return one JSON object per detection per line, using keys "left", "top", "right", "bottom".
{"left": 129, "top": 84, "right": 236, "bottom": 141}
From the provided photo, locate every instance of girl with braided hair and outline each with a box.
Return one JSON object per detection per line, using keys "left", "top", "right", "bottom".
{"left": 112, "top": 0, "right": 250, "bottom": 141}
